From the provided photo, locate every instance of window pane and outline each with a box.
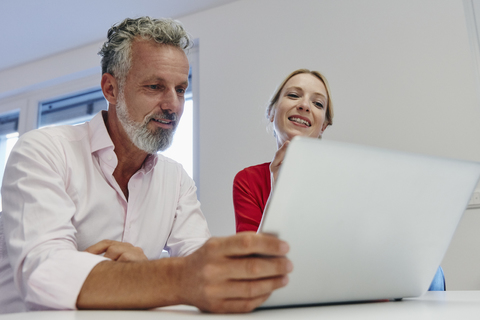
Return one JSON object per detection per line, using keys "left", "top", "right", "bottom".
{"left": 0, "top": 111, "right": 20, "bottom": 212}
{"left": 39, "top": 89, "right": 107, "bottom": 127}
{"left": 160, "top": 96, "right": 193, "bottom": 177}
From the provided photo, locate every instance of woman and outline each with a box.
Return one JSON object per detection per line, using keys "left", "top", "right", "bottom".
{"left": 233, "top": 69, "right": 333, "bottom": 233}
{"left": 232, "top": 68, "right": 445, "bottom": 291}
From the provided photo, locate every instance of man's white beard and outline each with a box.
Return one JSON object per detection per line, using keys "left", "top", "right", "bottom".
{"left": 116, "top": 92, "right": 177, "bottom": 154}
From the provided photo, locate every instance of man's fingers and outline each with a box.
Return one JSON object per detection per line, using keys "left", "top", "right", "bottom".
{"left": 116, "top": 250, "right": 149, "bottom": 262}
{"left": 197, "top": 277, "right": 288, "bottom": 313}
{"left": 84, "top": 240, "right": 147, "bottom": 262}
{"left": 231, "top": 256, "right": 293, "bottom": 280}
{"left": 206, "top": 276, "right": 289, "bottom": 300}
{"left": 201, "top": 255, "right": 292, "bottom": 281}
{"left": 104, "top": 243, "right": 147, "bottom": 261}
{"left": 182, "top": 234, "right": 292, "bottom": 313}
{"left": 208, "top": 232, "right": 289, "bottom": 257}
{"left": 103, "top": 247, "right": 123, "bottom": 261}
{"left": 84, "top": 239, "right": 113, "bottom": 254}
{"left": 200, "top": 275, "right": 289, "bottom": 313}
{"left": 229, "top": 276, "right": 289, "bottom": 299}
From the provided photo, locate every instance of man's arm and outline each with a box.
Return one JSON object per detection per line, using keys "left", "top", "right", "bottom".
{"left": 77, "top": 232, "right": 292, "bottom": 313}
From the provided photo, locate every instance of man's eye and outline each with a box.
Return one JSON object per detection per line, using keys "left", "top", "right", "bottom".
{"left": 148, "top": 85, "right": 159, "bottom": 90}
{"left": 176, "top": 88, "right": 186, "bottom": 94}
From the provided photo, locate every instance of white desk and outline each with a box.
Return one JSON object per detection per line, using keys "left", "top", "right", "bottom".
{"left": 1, "top": 291, "right": 479, "bottom": 319}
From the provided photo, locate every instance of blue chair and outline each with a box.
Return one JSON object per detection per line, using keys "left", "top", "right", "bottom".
{"left": 428, "top": 266, "right": 445, "bottom": 291}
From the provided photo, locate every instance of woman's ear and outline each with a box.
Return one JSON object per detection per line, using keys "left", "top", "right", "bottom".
{"left": 268, "top": 109, "right": 275, "bottom": 122}
{"left": 320, "top": 121, "right": 329, "bottom": 136}
{"left": 101, "top": 73, "right": 119, "bottom": 106}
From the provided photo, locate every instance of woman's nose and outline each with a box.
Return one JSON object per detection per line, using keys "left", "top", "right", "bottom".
{"left": 297, "top": 99, "right": 310, "bottom": 112}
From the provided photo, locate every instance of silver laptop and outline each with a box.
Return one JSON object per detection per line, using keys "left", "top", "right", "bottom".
{"left": 259, "top": 137, "right": 480, "bottom": 308}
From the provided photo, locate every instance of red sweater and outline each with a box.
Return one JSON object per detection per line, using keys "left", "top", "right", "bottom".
{"left": 232, "top": 162, "right": 271, "bottom": 232}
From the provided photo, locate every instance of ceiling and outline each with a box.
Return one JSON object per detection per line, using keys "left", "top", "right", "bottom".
{"left": 0, "top": 0, "right": 237, "bottom": 72}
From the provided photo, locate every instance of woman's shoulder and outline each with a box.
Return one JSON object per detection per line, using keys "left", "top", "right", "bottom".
{"left": 234, "top": 162, "right": 271, "bottom": 183}
{"left": 237, "top": 162, "right": 270, "bottom": 176}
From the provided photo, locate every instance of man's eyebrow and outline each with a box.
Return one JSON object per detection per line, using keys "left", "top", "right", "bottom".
{"left": 142, "top": 77, "right": 189, "bottom": 87}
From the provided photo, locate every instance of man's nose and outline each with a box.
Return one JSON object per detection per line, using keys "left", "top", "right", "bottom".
{"left": 160, "top": 88, "right": 181, "bottom": 113}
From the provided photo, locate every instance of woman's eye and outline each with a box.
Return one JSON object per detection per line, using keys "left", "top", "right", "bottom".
{"left": 314, "top": 101, "right": 324, "bottom": 109}
{"left": 287, "top": 93, "right": 299, "bottom": 98}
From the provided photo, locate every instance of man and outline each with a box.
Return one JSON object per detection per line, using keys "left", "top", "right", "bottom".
{"left": 0, "top": 17, "right": 292, "bottom": 314}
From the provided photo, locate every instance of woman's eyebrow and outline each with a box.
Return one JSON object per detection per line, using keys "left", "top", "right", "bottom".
{"left": 312, "top": 92, "right": 327, "bottom": 99}
{"left": 285, "top": 85, "right": 303, "bottom": 92}
{"left": 286, "top": 86, "right": 327, "bottom": 99}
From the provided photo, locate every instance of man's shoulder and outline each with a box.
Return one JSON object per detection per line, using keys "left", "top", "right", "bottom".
{"left": 154, "top": 154, "right": 189, "bottom": 178}
{"left": 21, "top": 123, "right": 89, "bottom": 144}
{"left": 38, "top": 123, "right": 88, "bottom": 140}
{"left": 15, "top": 124, "right": 91, "bottom": 160}
{"left": 156, "top": 153, "right": 183, "bottom": 168}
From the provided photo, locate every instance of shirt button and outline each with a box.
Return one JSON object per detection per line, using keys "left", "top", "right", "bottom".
{"left": 107, "top": 155, "right": 112, "bottom": 161}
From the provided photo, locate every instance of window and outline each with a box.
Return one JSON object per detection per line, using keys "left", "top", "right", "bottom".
{"left": 0, "top": 111, "right": 19, "bottom": 211}
{"left": 158, "top": 74, "right": 194, "bottom": 177}
{"left": 38, "top": 89, "right": 107, "bottom": 127}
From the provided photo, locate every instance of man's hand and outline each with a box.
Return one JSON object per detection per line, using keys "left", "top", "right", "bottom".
{"left": 178, "top": 232, "right": 292, "bottom": 313}
{"left": 270, "top": 141, "right": 290, "bottom": 187}
{"left": 85, "top": 240, "right": 148, "bottom": 262}
{"left": 78, "top": 234, "right": 291, "bottom": 313}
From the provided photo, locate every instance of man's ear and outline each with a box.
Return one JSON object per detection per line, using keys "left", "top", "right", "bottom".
{"left": 101, "top": 73, "right": 119, "bottom": 106}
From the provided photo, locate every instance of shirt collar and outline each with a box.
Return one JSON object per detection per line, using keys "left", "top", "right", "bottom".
{"left": 88, "top": 110, "right": 158, "bottom": 173}
{"left": 89, "top": 111, "right": 114, "bottom": 153}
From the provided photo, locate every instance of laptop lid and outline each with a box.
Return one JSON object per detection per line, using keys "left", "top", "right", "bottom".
{"left": 259, "top": 137, "right": 480, "bottom": 308}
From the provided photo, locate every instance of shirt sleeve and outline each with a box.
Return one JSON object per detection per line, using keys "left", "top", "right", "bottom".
{"left": 164, "top": 165, "right": 211, "bottom": 257}
{"left": 1, "top": 131, "right": 108, "bottom": 311}
{"left": 233, "top": 168, "right": 267, "bottom": 233}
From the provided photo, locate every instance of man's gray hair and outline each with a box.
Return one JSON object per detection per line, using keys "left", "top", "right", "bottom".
{"left": 98, "top": 16, "right": 192, "bottom": 87}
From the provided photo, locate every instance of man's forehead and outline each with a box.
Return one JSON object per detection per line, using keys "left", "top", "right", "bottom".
{"left": 129, "top": 40, "right": 189, "bottom": 79}
{"left": 131, "top": 39, "right": 187, "bottom": 61}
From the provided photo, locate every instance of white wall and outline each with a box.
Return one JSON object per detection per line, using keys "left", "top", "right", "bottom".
{"left": 177, "top": 0, "right": 480, "bottom": 236}
{"left": 442, "top": 208, "right": 480, "bottom": 289}
{"left": 0, "top": 0, "right": 479, "bottom": 288}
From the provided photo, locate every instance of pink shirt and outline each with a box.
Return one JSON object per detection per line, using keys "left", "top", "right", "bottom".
{"left": 0, "top": 111, "right": 210, "bottom": 313}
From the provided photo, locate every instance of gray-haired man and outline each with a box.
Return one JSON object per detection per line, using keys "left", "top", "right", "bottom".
{"left": 0, "top": 17, "right": 291, "bottom": 314}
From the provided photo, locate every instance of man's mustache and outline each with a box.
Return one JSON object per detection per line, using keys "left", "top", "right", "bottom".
{"left": 148, "top": 111, "right": 178, "bottom": 122}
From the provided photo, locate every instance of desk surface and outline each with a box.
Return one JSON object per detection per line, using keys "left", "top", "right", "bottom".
{"left": 1, "top": 291, "right": 479, "bottom": 319}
